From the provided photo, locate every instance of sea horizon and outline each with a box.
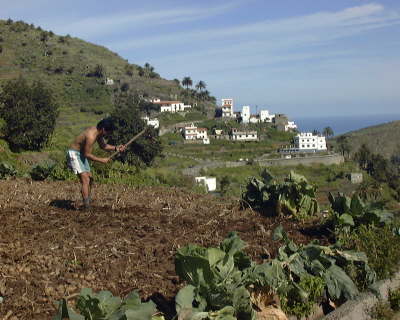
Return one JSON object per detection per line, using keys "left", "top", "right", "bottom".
{"left": 294, "top": 113, "right": 400, "bottom": 136}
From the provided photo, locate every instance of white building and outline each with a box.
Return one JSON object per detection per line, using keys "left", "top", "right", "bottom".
{"left": 260, "top": 110, "right": 275, "bottom": 123}
{"left": 221, "top": 98, "right": 235, "bottom": 118}
{"left": 105, "top": 78, "right": 114, "bottom": 85}
{"left": 241, "top": 106, "right": 250, "bottom": 123}
{"left": 142, "top": 116, "right": 159, "bottom": 129}
{"left": 294, "top": 132, "right": 327, "bottom": 152}
{"left": 285, "top": 121, "right": 297, "bottom": 132}
{"left": 152, "top": 100, "right": 192, "bottom": 113}
{"left": 231, "top": 128, "right": 258, "bottom": 141}
{"left": 195, "top": 177, "right": 217, "bottom": 192}
{"left": 183, "top": 123, "right": 209, "bottom": 144}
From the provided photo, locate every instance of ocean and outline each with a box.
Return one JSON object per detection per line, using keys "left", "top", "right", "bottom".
{"left": 295, "top": 114, "right": 400, "bottom": 136}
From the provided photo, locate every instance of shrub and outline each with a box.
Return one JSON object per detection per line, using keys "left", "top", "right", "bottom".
{"left": 0, "top": 77, "right": 59, "bottom": 151}
{"left": 0, "top": 162, "right": 17, "bottom": 179}
{"left": 30, "top": 162, "right": 55, "bottom": 181}
{"left": 108, "top": 93, "right": 162, "bottom": 166}
{"left": 338, "top": 224, "right": 400, "bottom": 280}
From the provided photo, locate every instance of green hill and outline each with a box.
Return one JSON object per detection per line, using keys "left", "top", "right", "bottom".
{"left": 0, "top": 19, "right": 217, "bottom": 152}
{"left": 334, "top": 120, "right": 400, "bottom": 158}
{"left": 0, "top": 19, "right": 184, "bottom": 113}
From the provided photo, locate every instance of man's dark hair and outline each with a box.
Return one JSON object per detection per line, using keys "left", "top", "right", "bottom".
{"left": 97, "top": 117, "right": 116, "bottom": 132}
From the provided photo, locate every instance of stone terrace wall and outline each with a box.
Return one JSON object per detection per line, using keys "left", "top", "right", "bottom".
{"left": 256, "top": 154, "right": 344, "bottom": 167}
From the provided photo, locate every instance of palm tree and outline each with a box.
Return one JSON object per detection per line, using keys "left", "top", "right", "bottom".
{"left": 182, "top": 76, "right": 193, "bottom": 90}
{"left": 195, "top": 80, "right": 206, "bottom": 92}
{"left": 323, "top": 126, "right": 334, "bottom": 138}
{"left": 144, "top": 63, "right": 154, "bottom": 77}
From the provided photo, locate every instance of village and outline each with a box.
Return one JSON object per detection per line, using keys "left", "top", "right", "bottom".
{"left": 142, "top": 97, "right": 327, "bottom": 152}
{"left": 140, "top": 97, "right": 330, "bottom": 192}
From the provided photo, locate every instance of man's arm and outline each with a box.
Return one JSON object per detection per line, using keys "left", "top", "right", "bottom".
{"left": 83, "top": 135, "right": 110, "bottom": 164}
{"left": 97, "top": 136, "right": 126, "bottom": 153}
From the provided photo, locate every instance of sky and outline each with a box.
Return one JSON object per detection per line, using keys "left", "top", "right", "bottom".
{"left": 1, "top": 0, "right": 400, "bottom": 118}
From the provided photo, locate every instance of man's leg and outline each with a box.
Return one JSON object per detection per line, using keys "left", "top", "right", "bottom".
{"left": 79, "top": 172, "right": 91, "bottom": 208}
{"left": 89, "top": 175, "right": 94, "bottom": 203}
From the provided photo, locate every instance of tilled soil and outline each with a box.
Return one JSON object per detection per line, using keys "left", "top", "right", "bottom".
{"left": 0, "top": 179, "right": 331, "bottom": 319}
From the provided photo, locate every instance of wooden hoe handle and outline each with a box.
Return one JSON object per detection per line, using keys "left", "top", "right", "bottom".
{"left": 109, "top": 128, "right": 147, "bottom": 159}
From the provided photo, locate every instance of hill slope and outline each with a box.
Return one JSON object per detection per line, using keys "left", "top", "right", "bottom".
{"left": 0, "top": 19, "right": 181, "bottom": 113}
{"left": 335, "top": 120, "right": 400, "bottom": 157}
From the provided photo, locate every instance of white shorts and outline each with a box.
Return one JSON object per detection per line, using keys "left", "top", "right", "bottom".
{"left": 66, "top": 150, "right": 90, "bottom": 174}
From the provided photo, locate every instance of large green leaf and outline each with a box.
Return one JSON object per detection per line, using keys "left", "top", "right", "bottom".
{"left": 324, "top": 265, "right": 359, "bottom": 300}
{"left": 125, "top": 300, "right": 157, "bottom": 320}
{"left": 53, "top": 299, "right": 85, "bottom": 320}
{"left": 338, "top": 213, "right": 355, "bottom": 226}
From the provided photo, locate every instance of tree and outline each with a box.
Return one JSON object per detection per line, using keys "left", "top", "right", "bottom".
{"left": 336, "top": 135, "right": 351, "bottom": 158}
{"left": 354, "top": 144, "right": 372, "bottom": 170}
{"left": 108, "top": 93, "right": 162, "bottom": 166}
{"left": 195, "top": 80, "right": 206, "bottom": 92}
{"left": 182, "top": 77, "right": 193, "bottom": 90}
{"left": 0, "top": 77, "right": 59, "bottom": 151}
{"left": 322, "top": 126, "right": 334, "bottom": 138}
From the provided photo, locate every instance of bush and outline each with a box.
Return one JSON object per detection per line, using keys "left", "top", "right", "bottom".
{"left": 339, "top": 224, "right": 400, "bottom": 280}
{"left": 0, "top": 77, "right": 59, "bottom": 151}
{"left": 30, "top": 162, "right": 55, "bottom": 181}
{"left": 0, "top": 162, "right": 17, "bottom": 179}
{"left": 108, "top": 93, "right": 162, "bottom": 166}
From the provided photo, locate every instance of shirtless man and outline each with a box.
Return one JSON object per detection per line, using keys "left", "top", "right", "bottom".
{"left": 67, "top": 118, "right": 125, "bottom": 208}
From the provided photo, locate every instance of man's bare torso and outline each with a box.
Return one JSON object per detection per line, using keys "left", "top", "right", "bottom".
{"left": 70, "top": 127, "right": 99, "bottom": 153}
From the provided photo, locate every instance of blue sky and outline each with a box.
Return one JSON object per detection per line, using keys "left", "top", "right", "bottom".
{"left": 1, "top": 0, "right": 400, "bottom": 117}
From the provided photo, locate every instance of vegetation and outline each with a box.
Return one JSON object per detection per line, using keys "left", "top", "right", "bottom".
{"left": 0, "top": 77, "right": 58, "bottom": 151}
{"left": 242, "top": 170, "right": 319, "bottom": 220}
{"left": 54, "top": 289, "right": 162, "bottom": 320}
{"left": 332, "top": 120, "right": 400, "bottom": 159}
{"left": 108, "top": 93, "right": 162, "bottom": 167}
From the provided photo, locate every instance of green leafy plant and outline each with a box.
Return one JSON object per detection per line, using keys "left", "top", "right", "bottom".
{"left": 328, "top": 192, "right": 393, "bottom": 233}
{"left": 0, "top": 161, "right": 17, "bottom": 179}
{"left": 174, "top": 230, "right": 375, "bottom": 319}
{"left": 53, "top": 288, "right": 163, "bottom": 320}
{"left": 242, "top": 170, "right": 319, "bottom": 219}
{"left": 339, "top": 224, "right": 400, "bottom": 280}
{"left": 30, "top": 162, "right": 56, "bottom": 181}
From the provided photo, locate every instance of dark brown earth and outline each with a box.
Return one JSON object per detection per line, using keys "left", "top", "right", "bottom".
{"left": 0, "top": 179, "right": 331, "bottom": 320}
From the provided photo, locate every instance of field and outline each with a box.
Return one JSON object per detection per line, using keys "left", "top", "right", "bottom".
{"left": 0, "top": 179, "right": 330, "bottom": 319}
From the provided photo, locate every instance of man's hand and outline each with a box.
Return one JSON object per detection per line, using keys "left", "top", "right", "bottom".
{"left": 116, "top": 145, "right": 126, "bottom": 152}
{"left": 100, "top": 157, "right": 111, "bottom": 164}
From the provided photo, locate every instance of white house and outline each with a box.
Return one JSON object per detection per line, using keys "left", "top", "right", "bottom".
{"left": 152, "top": 100, "right": 192, "bottom": 113}
{"left": 249, "top": 115, "right": 259, "bottom": 124}
{"left": 294, "top": 132, "right": 327, "bottom": 152}
{"left": 195, "top": 177, "right": 217, "bottom": 192}
{"left": 231, "top": 128, "right": 258, "bottom": 141}
{"left": 285, "top": 121, "right": 297, "bottom": 132}
{"left": 142, "top": 116, "right": 159, "bottom": 129}
{"left": 260, "top": 110, "right": 275, "bottom": 123}
{"left": 183, "top": 123, "right": 209, "bottom": 144}
{"left": 105, "top": 78, "right": 114, "bottom": 85}
{"left": 221, "top": 98, "right": 235, "bottom": 118}
{"left": 241, "top": 106, "right": 250, "bottom": 123}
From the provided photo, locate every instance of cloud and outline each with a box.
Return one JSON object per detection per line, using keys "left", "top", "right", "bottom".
{"left": 51, "top": 1, "right": 248, "bottom": 38}
{"left": 109, "top": 3, "right": 399, "bottom": 52}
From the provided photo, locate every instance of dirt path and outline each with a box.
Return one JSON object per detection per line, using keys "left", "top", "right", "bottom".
{"left": 0, "top": 179, "right": 330, "bottom": 319}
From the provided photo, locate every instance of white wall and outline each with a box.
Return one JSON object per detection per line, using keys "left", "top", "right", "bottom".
{"left": 195, "top": 177, "right": 216, "bottom": 191}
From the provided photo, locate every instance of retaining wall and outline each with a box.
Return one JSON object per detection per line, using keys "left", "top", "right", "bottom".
{"left": 256, "top": 154, "right": 344, "bottom": 167}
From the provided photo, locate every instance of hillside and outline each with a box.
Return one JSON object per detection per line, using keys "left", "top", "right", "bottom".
{"left": 0, "top": 19, "right": 185, "bottom": 113}
{"left": 334, "top": 120, "right": 400, "bottom": 158}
